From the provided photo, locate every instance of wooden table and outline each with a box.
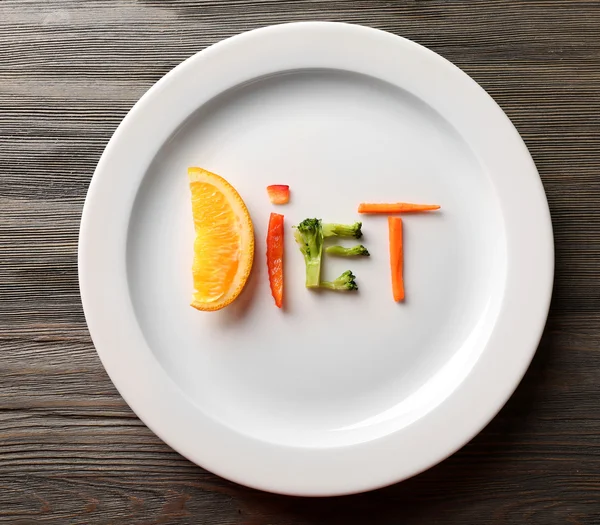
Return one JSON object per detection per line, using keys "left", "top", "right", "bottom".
{"left": 2, "top": 1, "right": 599, "bottom": 523}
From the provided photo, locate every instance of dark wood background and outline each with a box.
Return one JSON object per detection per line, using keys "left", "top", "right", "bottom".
{"left": 1, "top": 1, "right": 599, "bottom": 523}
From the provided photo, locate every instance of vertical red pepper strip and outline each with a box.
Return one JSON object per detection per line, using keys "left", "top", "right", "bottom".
{"left": 388, "top": 216, "right": 405, "bottom": 302}
{"left": 266, "top": 212, "right": 284, "bottom": 308}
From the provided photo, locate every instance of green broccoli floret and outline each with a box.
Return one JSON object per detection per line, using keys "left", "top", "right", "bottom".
{"left": 325, "top": 245, "right": 370, "bottom": 257}
{"left": 322, "top": 222, "right": 362, "bottom": 239}
{"left": 293, "top": 218, "right": 324, "bottom": 288}
{"left": 320, "top": 270, "right": 358, "bottom": 291}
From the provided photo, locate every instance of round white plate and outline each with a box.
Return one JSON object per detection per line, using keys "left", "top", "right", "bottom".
{"left": 79, "top": 22, "right": 553, "bottom": 496}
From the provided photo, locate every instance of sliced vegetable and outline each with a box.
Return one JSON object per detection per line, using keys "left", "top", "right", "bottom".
{"left": 266, "top": 212, "right": 284, "bottom": 308}
{"left": 358, "top": 203, "right": 440, "bottom": 214}
{"left": 322, "top": 222, "right": 362, "bottom": 239}
{"left": 293, "top": 218, "right": 324, "bottom": 288}
{"left": 388, "top": 216, "right": 404, "bottom": 302}
{"left": 326, "top": 245, "right": 370, "bottom": 257}
{"left": 267, "top": 185, "right": 290, "bottom": 204}
{"left": 320, "top": 270, "right": 358, "bottom": 291}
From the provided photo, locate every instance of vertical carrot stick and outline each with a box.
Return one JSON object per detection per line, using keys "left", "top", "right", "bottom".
{"left": 388, "top": 216, "right": 404, "bottom": 302}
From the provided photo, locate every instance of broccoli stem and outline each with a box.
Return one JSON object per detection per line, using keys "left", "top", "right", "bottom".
{"left": 305, "top": 259, "right": 321, "bottom": 288}
{"left": 325, "top": 245, "right": 370, "bottom": 257}
{"left": 293, "top": 218, "right": 324, "bottom": 288}
{"left": 322, "top": 222, "right": 363, "bottom": 239}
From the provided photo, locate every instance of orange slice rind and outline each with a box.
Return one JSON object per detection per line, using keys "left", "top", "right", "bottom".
{"left": 188, "top": 167, "right": 254, "bottom": 311}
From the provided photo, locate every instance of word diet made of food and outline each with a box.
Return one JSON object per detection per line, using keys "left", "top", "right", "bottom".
{"left": 188, "top": 167, "right": 440, "bottom": 311}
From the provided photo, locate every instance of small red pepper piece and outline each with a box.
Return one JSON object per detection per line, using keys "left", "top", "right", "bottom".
{"left": 266, "top": 185, "right": 290, "bottom": 204}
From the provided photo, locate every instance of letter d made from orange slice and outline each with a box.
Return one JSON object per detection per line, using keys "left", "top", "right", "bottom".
{"left": 188, "top": 167, "right": 254, "bottom": 311}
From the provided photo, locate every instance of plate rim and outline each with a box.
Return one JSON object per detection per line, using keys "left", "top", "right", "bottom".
{"left": 78, "top": 21, "right": 554, "bottom": 496}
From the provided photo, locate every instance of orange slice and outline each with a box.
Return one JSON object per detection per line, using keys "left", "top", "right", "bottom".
{"left": 188, "top": 167, "right": 254, "bottom": 311}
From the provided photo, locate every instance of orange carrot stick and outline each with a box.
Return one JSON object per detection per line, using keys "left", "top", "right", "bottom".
{"left": 388, "top": 217, "right": 404, "bottom": 302}
{"left": 358, "top": 202, "right": 440, "bottom": 214}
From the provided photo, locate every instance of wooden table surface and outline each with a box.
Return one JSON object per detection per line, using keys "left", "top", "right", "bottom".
{"left": 2, "top": 1, "right": 600, "bottom": 523}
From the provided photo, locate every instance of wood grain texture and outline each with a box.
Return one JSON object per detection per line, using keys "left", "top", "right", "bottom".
{"left": 1, "top": 0, "right": 599, "bottom": 523}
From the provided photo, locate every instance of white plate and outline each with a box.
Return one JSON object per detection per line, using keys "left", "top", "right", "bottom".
{"left": 79, "top": 22, "right": 553, "bottom": 496}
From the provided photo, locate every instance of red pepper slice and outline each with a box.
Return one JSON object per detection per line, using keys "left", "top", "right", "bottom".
{"left": 266, "top": 212, "right": 284, "bottom": 308}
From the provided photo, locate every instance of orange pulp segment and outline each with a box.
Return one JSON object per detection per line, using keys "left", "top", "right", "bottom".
{"left": 188, "top": 167, "right": 254, "bottom": 311}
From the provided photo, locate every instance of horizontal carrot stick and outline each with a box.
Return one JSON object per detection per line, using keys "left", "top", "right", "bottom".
{"left": 388, "top": 216, "right": 404, "bottom": 302}
{"left": 358, "top": 202, "right": 440, "bottom": 214}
